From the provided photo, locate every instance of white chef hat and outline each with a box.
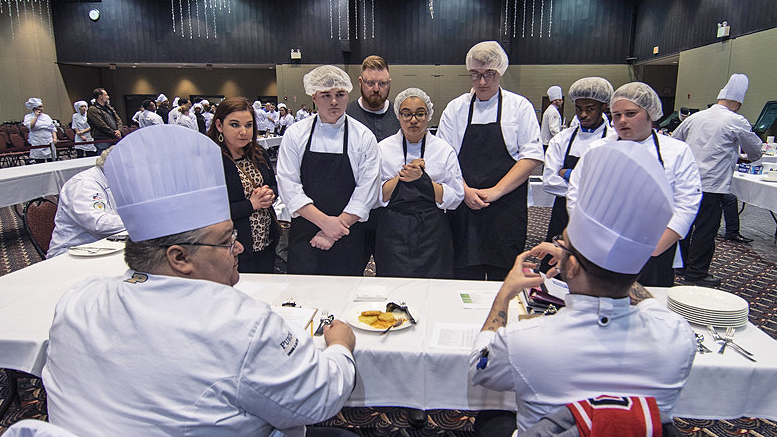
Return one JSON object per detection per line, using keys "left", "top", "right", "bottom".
{"left": 466, "top": 41, "right": 508, "bottom": 76}
{"left": 25, "top": 98, "right": 42, "bottom": 111}
{"left": 567, "top": 142, "right": 673, "bottom": 274}
{"left": 200, "top": 99, "right": 210, "bottom": 106}
{"left": 611, "top": 82, "right": 663, "bottom": 121}
{"left": 253, "top": 101, "right": 262, "bottom": 111}
{"left": 394, "top": 87, "right": 434, "bottom": 119}
{"left": 155, "top": 94, "right": 168, "bottom": 104}
{"left": 717, "top": 73, "right": 749, "bottom": 103}
{"left": 73, "top": 100, "right": 88, "bottom": 112}
{"left": 277, "top": 103, "right": 287, "bottom": 109}
{"left": 569, "top": 77, "right": 614, "bottom": 104}
{"left": 103, "top": 125, "right": 229, "bottom": 242}
{"left": 303, "top": 65, "right": 353, "bottom": 96}
{"left": 172, "top": 97, "right": 180, "bottom": 107}
{"left": 192, "top": 103, "right": 203, "bottom": 111}
{"left": 547, "top": 86, "right": 563, "bottom": 101}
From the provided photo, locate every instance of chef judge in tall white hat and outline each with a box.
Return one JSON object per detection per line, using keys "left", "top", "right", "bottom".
{"left": 540, "top": 85, "right": 564, "bottom": 148}
{"left": 470, "top": 143, "right": 695, "bottom": 435}
{"left": 566, "top": 82, "right": 702, "bottom": 287}
{"left": 42, "top": 125, "right": 357, "bottom": 437}
{"left": 277, "top": 65, "right": 380, "bottom": 276}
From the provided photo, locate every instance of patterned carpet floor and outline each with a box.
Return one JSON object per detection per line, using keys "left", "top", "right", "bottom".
{"left": 1, "top": 205, "right": 776, "bottom": 436}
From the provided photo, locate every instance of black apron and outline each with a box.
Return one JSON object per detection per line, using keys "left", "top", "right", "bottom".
{"left": 633, "top": 131, "right": 673, "bottom": 287}
{"left": 545, "top": 125, "right": 608, "bottom": 242}
{"left": 449, "top": 91, "right": 528, "bottom": 269}
{"left": 288, "top": 116, "right": 365, "bottom": 276}
{"left": 375, "top": 135, "right": 454, "bottom": 279}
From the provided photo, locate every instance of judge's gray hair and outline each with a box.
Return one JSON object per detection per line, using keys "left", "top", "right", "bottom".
{"left": 124, "top": 227, "right": 210, "bottom": 273}
{"left": 95, "top": 146, "right": 114, "bottom": 170}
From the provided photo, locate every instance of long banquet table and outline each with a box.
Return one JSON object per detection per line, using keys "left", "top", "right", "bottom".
{"left": 1, "top": 248, "right": 776, "bottom": 421}
{"left": 0, "top": 158, "right": 96, "bottom": 208}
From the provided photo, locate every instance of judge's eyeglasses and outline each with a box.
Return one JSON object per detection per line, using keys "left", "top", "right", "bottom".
{"left": 552, "top": 234, "right": 587, "bottom": 271}
{"left": 165, "top": 229, "right": 240, "bottom": 255}
{"left": 399, "top": 111, "right": 428, "bottom": 121}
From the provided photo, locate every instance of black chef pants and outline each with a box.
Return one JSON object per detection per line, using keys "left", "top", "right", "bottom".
{"left": 680, "top": 192, "right": 723, "bottom": 281}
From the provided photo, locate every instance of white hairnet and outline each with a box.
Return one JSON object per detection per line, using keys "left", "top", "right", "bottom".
{"left": 172, "top": 97, "right": 180, "bottom": 107}
{"left": 277, "top": 103, "right": 287, "bottom": 109}
{"left": 193, "top": 103, "right": 203, "bottom": 111}
{"left": 611, "top": 82, "right": 663, "bottom": 121}
{"left": 393, "top": 88, "right": 434, "bottom": 120}
{"left": 156, "top": 94, "right": 168, "bottom": 104}
{"left": 303, "top": 65, "right": 353, "bottom": 96}
{"left": 253, "top": 101, "right": 262, "bottom": 111}
{"left": 25, "top": 98, "right": 42, "bottom": 111}
{"left": 568, "top": 77, "right": 614, "bottom": 104}
{"left": 200, "top": 99, "right": 210, "bottom": 106}
{"left": 465, "top": 41, "right": 508, "bottom": 76}
{"left": 73, "top": 100, "right": 88, "bottom": 112}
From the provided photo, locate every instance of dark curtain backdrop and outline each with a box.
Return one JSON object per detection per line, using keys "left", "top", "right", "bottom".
{"left": 634, "top": 0, "right": 777, "bottom": 61}
{"left": 53, "top": 0, "right": 636, "bottom": 65}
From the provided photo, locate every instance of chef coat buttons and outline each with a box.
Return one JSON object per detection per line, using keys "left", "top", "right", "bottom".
{"left": 599, "top": 316, "right": 610, "bottom": 326}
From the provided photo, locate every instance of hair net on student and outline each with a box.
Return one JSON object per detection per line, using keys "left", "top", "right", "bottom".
{"left": 393, "top": 88, "right": 434, "bottom": 120}
{"left": 465, "top": 41, "right": 508, "bottom": 76}
{"left": 569, "top": 77, "right": 614, "bottom": 104}
{"left": 611, "top": 82, "right": 663, "bottom": 121}
{"left": 303, "top": 65, "right": 353, "bottom": 96}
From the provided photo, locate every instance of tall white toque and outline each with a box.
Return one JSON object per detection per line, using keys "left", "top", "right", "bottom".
{"left": 566, "top": 142, "right": 673, "bottom": 274}
{"left": 103, "top": 125, "right": 230, "bottom": 241}
{"left": 717, "top": 73, "right": 749, "bottom": 103}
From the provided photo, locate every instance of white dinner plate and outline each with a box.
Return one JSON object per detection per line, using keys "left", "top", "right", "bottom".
{"left": 667, "top": 286, "right": 748, "bottom": 313}
{"left": 667, "top": 299, "right": 749, "bottom": 315}
{"left": 68, "top": 241, "right": 124, "bottom": 257}
{"left": 345, "top": 302, "right": 413, "bottom": 332}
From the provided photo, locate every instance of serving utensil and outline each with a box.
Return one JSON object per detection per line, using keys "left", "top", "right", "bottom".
{"left": 386, "top": 302, "right": 417, "bottom": 324}
{"left": 380, "top": 319, "right": 404, "bottom": 335}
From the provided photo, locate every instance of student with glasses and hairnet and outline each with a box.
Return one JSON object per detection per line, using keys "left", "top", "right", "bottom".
{"left": 374, "top": 88, "right": 464, "bottom": 279}
{"left": 437, "top": 41, "right": 543, "bottom": 282}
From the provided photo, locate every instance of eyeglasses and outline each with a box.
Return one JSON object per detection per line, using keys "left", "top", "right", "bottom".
{"left": 165, "top": 229, "right": 240, "bottom": 255}
{"left": 469, "top": 70, "right": 498, "bottom": 81}
{"left": 363, "top": 80, "right": 390, "bottom": 88}
{"left": 398, "top": 111, "right": 428, "bottom": 121}
{"left": 552, "top": 234, "right": 587, "bottom": 271}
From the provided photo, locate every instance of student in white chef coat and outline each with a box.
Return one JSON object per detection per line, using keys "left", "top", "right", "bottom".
{"left": 437, "top": 41, "right": 543, "bottom": 282}
{"left": 277, "top": 65, "right": 380, "bottom": 276}
{"left": 71, "top": 100, "right": 97, "bottom": 158}
{"left": 23, "top": 97, "right": 58, "bottom": 163}
{"left": 540, "top": 85, "right": 563, "bottom": 149}
{"left": 567, "top": 82, "right": 702, "bottom": 287}
{"left": 673, "top": 74, "right": 763, "bottom": 287}
{"left": 276, "top": 103, "right": 295, "bottom": 135}
{"left": 167, "top": 96, "right": 182, "bottom": 125}
{"left": 138, "top": 99, "right": 164, "bottom": 128}
{"left": 470, "top": 144, "right": 695, "bottom": 436}
{"left": 42, "top": 125, "right": 357, "bottom": 437}
{"left": 375, "top": 88, "right": 464, "bottom": 278}
{"left": 174, "top": 99, "right": 198, "bottom": 131}
{"left": 47, "top": 147, "right": 125, "bottom": 258}
{"left": 541, "top": 77, "right": 613, "bottom": 271}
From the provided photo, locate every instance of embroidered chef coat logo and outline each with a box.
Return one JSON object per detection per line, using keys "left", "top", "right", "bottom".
{"left": 92, "top": 201, "right": 106, "bottom": 210}
{"left": 125, "top": 272, "right": 148, "bottom": 284}
{"left": 279, "top": 332, "right": 298, "bottom": 356}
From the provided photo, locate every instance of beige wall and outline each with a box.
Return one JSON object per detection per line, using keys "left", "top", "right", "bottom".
{"left": 277, "top": 64, "right": 633, "bottom": 126}
{"left": 0, "top": 11, "right": 72, "bottom": 123}
{"left": 676, "top": 27, "right": 777, "bottom": 123}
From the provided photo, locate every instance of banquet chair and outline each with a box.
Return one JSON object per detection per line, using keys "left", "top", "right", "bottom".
{"left": 3, "top": 419, "right": 80, "bottom": 437}
{"left": 22, "top": 197, "right": 58, "bottom": 260}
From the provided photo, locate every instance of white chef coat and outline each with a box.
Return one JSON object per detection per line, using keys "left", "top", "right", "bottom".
{"left": 23, "top": 112, "right": 56, "bottom": 159}
{"left": 567, "top": 132, "right": 702, "bottom": 239}
{"left": 71, "top": 112, "right": 95, "bottom": 152}
{"left": 540, "top": 105, "right": 562, "bottom": 145}
{"left": 203, "top": 111, "right": 214, "bottom": 130}
{"left": 277, "top": 114, "right": 295, "bottom": 133}
{"left": 138, "top": 109, "right": 164, "bottom": 128}
{"left": 277, "top": 114, "right": 380, "bottom": 221}
{"left": 131, "top": 110, "right": 142, "bottom": 125}
{"left": 672, "top": 104, "right": 763, "bottom": 193}
{"left": 469, "top": 294, "right": 695, "bottom": 432}
{"left": 542, "top": 122, "right": 609, "bottom": 197}
{"left": 176, "top": 111, "right": 198, "bottom": 131}
{"left": 436, "top": 88, "right": 544, "bottom": 163}
{"left": 378, "top": 130, "right": 464, "bottom": 210}
{"left": 168, "top": 106, "right": 181, "bottom": 124}
{"left": 46, "top": 166, "right": 124, "bottom": 258}
{"left": 43, "top": 271, "right": 356, "bottom": 437}
{"left": 296, "top": 109, "right": 311, "bottom": 121}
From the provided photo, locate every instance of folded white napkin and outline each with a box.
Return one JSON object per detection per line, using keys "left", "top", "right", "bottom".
{"left": 353, "top": 285, "right": 388, "bottom": 302}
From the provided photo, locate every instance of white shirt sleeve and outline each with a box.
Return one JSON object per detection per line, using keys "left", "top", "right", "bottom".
{"left": 436, "top": 96, "right": 465, "bottom": 154}
{"left": 666, "top": 142, "right": 702, "bottom": 238}
{"left": 343, "top": 126, "right": 380, "bottom": 220}
{"left": 277, "top": 121, "right": 314, "bottom": 216}
{"left": 437, "top": 143, "right": 465, "bottom": 210}
{"left": 469, "top": 329, "right": 515, "bottom": 392}
{"left": 549, "top": 110, "right": 562, "bottom": 138}
{"left": 734, "top": 117, "right": 764, "bottom": 161}
{"left": 543, "top": 131, "right": 569, "bottom": 197}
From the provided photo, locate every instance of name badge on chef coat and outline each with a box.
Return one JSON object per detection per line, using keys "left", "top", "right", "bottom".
{"left": 279, "top": 332, "right": 299, "bottom": 357}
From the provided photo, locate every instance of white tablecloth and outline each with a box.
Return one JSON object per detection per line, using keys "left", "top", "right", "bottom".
{"left": 1, "top": 250, "right": 776, "bottom": 420}
{"left": 0, "top": 158, "right": 95, "bottom": 208}
{"left": 258, "top": 137, "right": 282, "bottom": 150}
{"left": 730, "top": 172, "right": 777, "bottom": 212}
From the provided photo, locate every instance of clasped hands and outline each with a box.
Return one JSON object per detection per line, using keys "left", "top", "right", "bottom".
{"left": 464, "top": 185, "right": 504, "bottom": 210}
{"left": 310, "top": 215, "right": 351, "bottom": 251}
{"left": 249, "top": 185, "right": 275, "bottom": 210}
{"left": 398, "top": 158, "right": 425, "bottom": 182}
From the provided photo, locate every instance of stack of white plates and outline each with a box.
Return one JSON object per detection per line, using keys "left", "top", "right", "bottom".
{"left": 667, "top": 286, "right": 749, "bottom": 328}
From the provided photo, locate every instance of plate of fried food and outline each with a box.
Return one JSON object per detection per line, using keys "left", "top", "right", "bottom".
{"left": 345, "top": 303, "right": 412, "bottom": 332}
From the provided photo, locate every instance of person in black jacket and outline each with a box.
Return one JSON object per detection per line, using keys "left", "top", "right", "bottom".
{"left": 207, "top": 97, "right": 279, "bottom": 273}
